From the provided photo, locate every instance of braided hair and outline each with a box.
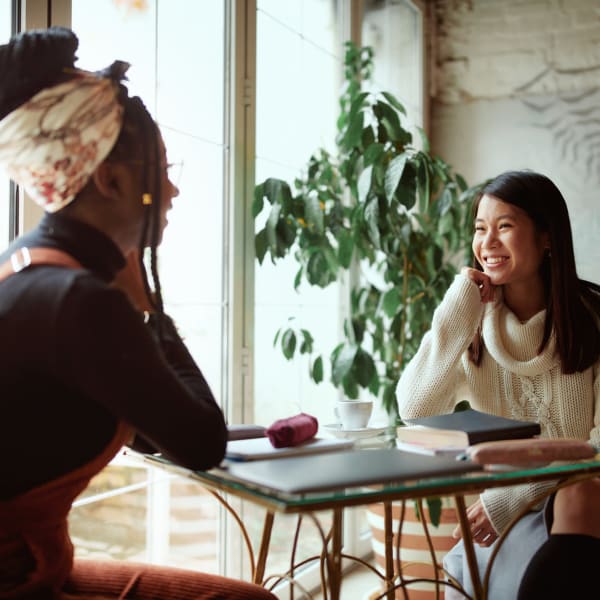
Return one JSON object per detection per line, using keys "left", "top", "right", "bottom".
{"left": 105, "top": 91, "right": 166, "bottom": 333}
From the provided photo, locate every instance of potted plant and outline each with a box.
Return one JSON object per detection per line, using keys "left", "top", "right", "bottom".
{"left": 253, "top": 42, "right": 483, "bottom": 597}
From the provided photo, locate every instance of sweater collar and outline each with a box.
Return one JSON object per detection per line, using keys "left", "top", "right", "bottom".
{"left": 25, "top": 213, "right": 126, "bottom": 282}
{"left": 482, "top": 299, "right": 560, "bottom": 376}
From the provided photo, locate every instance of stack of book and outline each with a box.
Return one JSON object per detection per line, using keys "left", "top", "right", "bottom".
{"left": 395, "top": 408, "right": 541, "bottom": 457}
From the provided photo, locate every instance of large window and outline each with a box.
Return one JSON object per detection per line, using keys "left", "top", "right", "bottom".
{"left": 5, "top": 0, "right": 425, "bottom": 591}
{"left": 254, "top": 0, "right": 344, "bottom": 438}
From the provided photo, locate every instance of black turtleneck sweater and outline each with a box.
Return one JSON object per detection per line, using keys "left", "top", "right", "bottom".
{"left": 0, "top": 213, "right": 227, "bottom": 500}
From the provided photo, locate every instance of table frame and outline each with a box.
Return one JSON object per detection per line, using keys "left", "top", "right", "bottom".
{"left": 135, "top": 453, "right": 600, "bottom": 600}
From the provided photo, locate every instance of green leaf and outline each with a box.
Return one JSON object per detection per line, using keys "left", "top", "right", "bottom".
{"left": 361, "top": 125, "right": 375, "bottom": 148}
{"left": 357, "top": 165, "right": 373, "bottom": 204}
{"left": 342, "top": 373, "right": 359, "bottom": 399}
{"left": 299, "top": 329, "right": 314, "bottom": 354}
{"left": 311, "top": 355, "right": 324, "bottom": 384}
{"left": 396, "top": 177, "right": 417, "bottom": 211}
{"left": 293, "top": 266, "right": 303, "bottom": 290}
{"left": 384, "top": 153, "right": 408, "bottom": 204}
{"left": 265, "top": 203, "right": 282, "bottom": 255}
{"left": 263, "top": 178, "right": 292, "bottom": 210}
{"left": 382, "top": 287, "right": 401, "bottom": 317}
{"left": 331, "top": 343, "right": 358, "bottom": 385}
{"left": 337, "top": 228, "right": 354, "bottom": 268}
{"left": 454, "top": 399, "right": 471, "bottom": 412}
{"left": 455, "top": 173, "right": 468, "bottom": 192}
{"left": 368, "top": 375, "right": 380, "bottom": 397}
{"left": 426, "top": 497, "right": 442, "bottom": 528}
{"left": 363, "top": 143, "right": 385, "bottom": 166}
{"left": 281, "top": 329, "right": 297, "bottom": 360}
{"left": 304, "top": 193, "right": 324, "bottom": 234}
{"left": 416, "top": 127, "right": 430, "bottom": 153}
{"left": 439, "top": 211, "right": 454, "bottom": 235}
{"left": 375, "top": 101, "right": 404, "bottom": 141}
{"left": 252, "top": 183, "right": 265, "bottom": 218}
{"left": 382, "top": 383, "right": 398, "bottom": 415}
{"left": 341, "top": 110, "right": 364, "bottom": 150}
{"left": 255, "top": 228, "right": 268, "bottom": 264}
{"left": 381, "top": 91, "right": 406, "bottom": 115}
{"left": 349, "top": 91, "right": 369, "bottom": 117}
{"left": 352, "top": 317, "right": 365, "bottom": 344}
{"left": 306, "top": 250, "right": 332, "bottom": 287}
{"left": 354, "top": 348, "right": 376, "bottom": 387}
{"left": 364, "top": 197, "right": 381, "bottom": 248}
{"left": 438, "top": 187, "right": 453, "bottom": 216}
{"left": 343, "top": 317, "right": 355, "bottom": 344}
{"left": 417, "top": 158, "right": 431, "bottom": 214}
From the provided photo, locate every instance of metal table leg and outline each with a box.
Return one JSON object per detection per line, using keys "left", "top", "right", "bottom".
{"left": 254, "top": 511, "right": 275, "bottom": 585}
{"left": 454, "top": 494, "right": 483, "bottom": 600}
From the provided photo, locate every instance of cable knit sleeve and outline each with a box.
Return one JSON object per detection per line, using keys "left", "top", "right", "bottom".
{"left": 588, "top": 358, "right": 600, "bottom": 447}
{"left": 396, "top": 273, "right": 484, "bottom": 419}
{"left": 480, "top": 481, "right": 556, "bottom": 534}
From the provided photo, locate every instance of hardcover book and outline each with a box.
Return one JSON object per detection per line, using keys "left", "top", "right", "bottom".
{"left": 397, "top": 408, "right": 541, "bottom": 451}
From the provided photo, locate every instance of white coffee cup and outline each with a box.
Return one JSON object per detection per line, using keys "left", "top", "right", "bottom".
{"left": 336, "top": 400, "right": 373, "bottom": 430}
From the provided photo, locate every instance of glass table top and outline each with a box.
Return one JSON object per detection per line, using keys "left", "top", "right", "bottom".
{"left": 138, "top": 444, "right": 600, "bottom": 513}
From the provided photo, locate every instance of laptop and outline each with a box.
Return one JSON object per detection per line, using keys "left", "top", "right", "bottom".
{"left": 225, "top": 448, "right": 482, "bottom": 494}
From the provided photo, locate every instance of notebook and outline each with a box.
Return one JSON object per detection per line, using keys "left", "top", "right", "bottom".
{"left": 227, "top": 424, "right": 267, "bottom": 441}
{"left": 225, "top": 448, "right": 482, "bottom": 493}
{"left": 225, "top": 436, "right": 353, "bottom": 462}
{"left": 399, "top": 409, "right": 541, "bottom": 447}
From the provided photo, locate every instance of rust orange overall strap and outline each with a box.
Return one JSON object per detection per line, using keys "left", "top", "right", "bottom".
{"left": 0, "top": 247, "right": 82, "bottom": 281}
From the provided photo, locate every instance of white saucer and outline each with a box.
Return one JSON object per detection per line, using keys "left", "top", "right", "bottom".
{"left": 321, "top": 423, "right": 388, "bottom": 440}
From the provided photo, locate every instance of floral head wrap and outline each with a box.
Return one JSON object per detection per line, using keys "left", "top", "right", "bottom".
{"left": 0, "top": 68, "right": 124, "bottom": 212}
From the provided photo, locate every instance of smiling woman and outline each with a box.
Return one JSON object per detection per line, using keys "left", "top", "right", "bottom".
{"left": 396, "top": 170, "right": 600, "bottom": 600}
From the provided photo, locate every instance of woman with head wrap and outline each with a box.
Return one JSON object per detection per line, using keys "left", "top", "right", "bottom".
{"left": 0, "top": 26, "right": 276, "bottom": 599}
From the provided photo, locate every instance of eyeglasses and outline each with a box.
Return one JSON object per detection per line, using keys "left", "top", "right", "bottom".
{"left": 165, "top": 160, "right": 184, "bottom": 187}
{"left": 109, "top": 159, "right": 184, "bottom": 187}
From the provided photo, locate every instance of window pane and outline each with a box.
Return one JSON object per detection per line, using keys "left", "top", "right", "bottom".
{"left": 363, "top": 0, "right": 423, "bottom": 129}
{"left": 255, "top": 0, "right": 344, "bottom": 430}
{"left": 254, "top": 0, "right": 346, "bottom": 579}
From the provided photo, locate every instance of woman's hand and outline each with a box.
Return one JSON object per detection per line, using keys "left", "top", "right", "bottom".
{"left": 452, "top": 498, "right": 498, "bottom": 547}
{"left": 112, "top": 250, "right": 155, "bottom": 313}
{"left": 461, "top": 267, "right": 496, "bottom": 303}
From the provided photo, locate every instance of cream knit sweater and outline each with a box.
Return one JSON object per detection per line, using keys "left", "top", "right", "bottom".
{"left": 396, "top": 273, "right": 600, "bottom": 534}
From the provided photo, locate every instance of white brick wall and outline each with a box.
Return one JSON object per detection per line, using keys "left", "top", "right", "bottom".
{"left": 434, "top": 0, "right": 600, "bottom": 102}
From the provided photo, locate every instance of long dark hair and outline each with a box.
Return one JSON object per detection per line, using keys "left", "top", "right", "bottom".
{"left": 469, "top": 170, "right": 600, "bottom": 373}
{"left": 0, "top": 26, "right": 165, "bottom": 330}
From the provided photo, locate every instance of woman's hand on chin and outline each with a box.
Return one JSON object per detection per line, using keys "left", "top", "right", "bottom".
{"left": 461, "top": 267, "right": 496, "bottom": 303}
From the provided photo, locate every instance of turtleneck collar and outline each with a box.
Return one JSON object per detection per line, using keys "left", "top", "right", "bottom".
{"left": 11, "top": 212, "right": 126, "bottom": 282}
{"left": 482, "top": 299, "right": 559, "bottom": 376}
